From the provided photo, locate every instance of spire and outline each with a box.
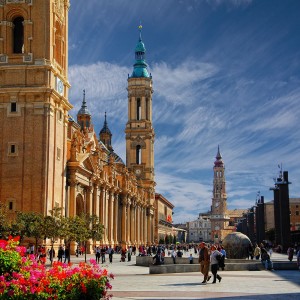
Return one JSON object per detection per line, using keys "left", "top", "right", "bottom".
{"left": 130, "top": 24, "right": 150, "bottom": 78}
{"left": 99, "top": 112, "right": 113, "bottom": 151}
{"left": 78, "top": 89, "right": 91, "bottom": 116}
{"left": 139, "top": 23, "right": 142, "bottom": 42}
{"left": 214, "top": 145, "right": 224, "bottom": 167}
{"left": 100, "top": 112, "right": 111, "bottom": 135}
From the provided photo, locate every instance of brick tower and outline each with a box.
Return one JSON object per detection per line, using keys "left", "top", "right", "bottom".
{"left": 211, "top": 146, "right": 230, "bottom": 243}
{"left": 0, "top": 0, "right": 72, "bottom": 216}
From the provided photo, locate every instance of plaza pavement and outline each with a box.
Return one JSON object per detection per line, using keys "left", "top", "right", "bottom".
{"left": 53, "top": 251, "right": 300, "bottom": 300}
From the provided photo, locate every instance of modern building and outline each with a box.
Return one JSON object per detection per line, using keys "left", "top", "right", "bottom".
{"left": 0, "top": 0, "right": 173, "bottom": 249}
{"left": 265, "top": 198, "right": 300, "bottom": 232}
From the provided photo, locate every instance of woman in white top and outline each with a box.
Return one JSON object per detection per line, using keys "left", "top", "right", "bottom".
{"left": 210, "top": 245, "right": 222, "bottom": 284}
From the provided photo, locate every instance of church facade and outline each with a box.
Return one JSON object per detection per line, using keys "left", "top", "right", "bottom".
{"left": 0, "top": 0, "right": 168, "bottom": 248}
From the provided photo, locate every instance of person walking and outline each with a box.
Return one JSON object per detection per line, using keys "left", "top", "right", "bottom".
{"left": 198, "top": 242, "right": 210, "bottom": 284}
{"left": 64, "top": 246, "right": 70, "bottom": 264}
{"left": 210, "top": 245, "right": 222, "bottom": 284}
{"left": 95, "top": 246, "right": 101, "bottom": 264}
{"left": 57, "top": 246, "right": 64, "bottom": 262}
{"left": 171, "top": 248, "right": 177, "bottom": 264}
{"left": 49, "top": 247, "right": 55, "bottom": 264}
{"left": 261, "top": 247, "right": 274, "bottom": 270}
{"left": 101, "top": 246, "right": 106, "bottom": 264}
{"left": 107, "top": 245, "right": 114, "bottom": 264}
{"left": 287, "top": 245, "right": 294, "bottom": 262}
{"left": 219, "top": 246, "right": 226, "bottom": 271}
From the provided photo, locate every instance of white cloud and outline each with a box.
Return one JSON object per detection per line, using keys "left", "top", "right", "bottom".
{"left": 152, "top": 60, "right": 219, "bottom": 105}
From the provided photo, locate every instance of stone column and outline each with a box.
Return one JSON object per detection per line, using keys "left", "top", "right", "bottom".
{"left": 99, "top": 188, "right": 104, "bottom": 223}
{"left": 140, "top": 206, "right": 144, "bottom": 244}
{"left": 104, "top": 189, "right": 108, "bottom": 244}
{"left": 127, "top": 199, "right": 131, "bottom": 244}
{"left": 121, "top": 197, "right": 127, "bottom": 246}
{"left": 92, "top": 184, "right": 99, "bottom": 216}
{"left": 131, "top": 201, "right": 136, "bottom": 245}
{"left": 147, "top": 209, "right": 152, "bottom": 245}
{"left": 135, "top": 205, "right": 139, "bottom": 246}
{"left": 99, "top": 188, "right": 107, "bottom": 243}
{"left": 68, "top": 180, "right": 76, "bottom": 217}
{"left": 108, "top": 191, "right": 114, "bottom": 244}
{"left": 113, "top": 194, "right": 119, "bottom": 245}
{"left": 144, "top": 207, "right": 147, "bottom": 245}
{"left": 86, "top": 186, "right": 92, "bottom": 215}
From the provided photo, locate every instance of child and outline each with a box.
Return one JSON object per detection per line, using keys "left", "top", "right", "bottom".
{"left": 189, "top": 253, "right": 193, "bottom": 264}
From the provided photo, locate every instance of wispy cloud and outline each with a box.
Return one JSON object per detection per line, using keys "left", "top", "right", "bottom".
{"left": 68, "top": 0, "right": 300, "bottom": 224}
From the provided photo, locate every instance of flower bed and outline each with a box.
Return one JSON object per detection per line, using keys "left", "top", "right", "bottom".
{"left": 0, "top": 236, "right": 114, "bottom": 299}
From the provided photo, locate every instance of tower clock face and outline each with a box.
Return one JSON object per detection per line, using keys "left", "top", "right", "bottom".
{"left": 56, "top": 77, "right": 64, "bottom": 95}
{"left": 135, "top": 169, "right": 141, "bottom": 176}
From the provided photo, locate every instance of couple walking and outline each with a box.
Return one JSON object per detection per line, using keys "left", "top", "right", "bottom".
{"left": 198, "top": 242, "right": 222, "bottom": 284}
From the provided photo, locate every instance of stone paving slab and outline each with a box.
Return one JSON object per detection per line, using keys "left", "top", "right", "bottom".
{"left": 100, "top": 253, "right": 300, "bottom": 300}
{"left": 47, "top": 252, "right": 300, "bottom": 299}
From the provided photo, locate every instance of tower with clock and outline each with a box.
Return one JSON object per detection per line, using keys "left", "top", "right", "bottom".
{"left": 210, "top": 146, "right": 230, "bottom": 243}
{"left": 0, "top": 0, "right": 72, "bottom": 215}
{"left": 125, "top": 25, "right": 156, "bottom": 243}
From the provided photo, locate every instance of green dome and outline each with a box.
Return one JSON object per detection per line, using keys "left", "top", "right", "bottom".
{"left": 135, "top": 40, "right": 146, "bottom": 53}
{"left": 130, "top": 25, "right": 150, "bottom": 79}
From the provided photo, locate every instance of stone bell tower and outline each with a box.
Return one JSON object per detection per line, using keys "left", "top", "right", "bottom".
{"left": 125, "top": 25, "right": 156, "bottom": 243}
{"left": 0, "top": 0, "right": 72, "bottom": 216}
{"left": 211, "top": 146, "right": 230, "bottom": 242}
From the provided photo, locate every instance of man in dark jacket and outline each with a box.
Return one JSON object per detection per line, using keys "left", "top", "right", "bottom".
{"left": 198, "top": 242, "right": 211, "bottom": 284}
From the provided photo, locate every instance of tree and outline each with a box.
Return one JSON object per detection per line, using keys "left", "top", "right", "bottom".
{"left": 88, "top": 214, "right": 104, "bottom": 242}
{"left": 169, "top": 234, "right": 173, "bottom": 244}
{"left": 159, "top": 238, "right": 165, "bottom": 244}
{"left": 14, "top": 211, "right": 44, "bottom": 253}
{"left": 173, "top": 235, "right": 177, "bottom": 244}
{"left": 0, "top": 203, "right": 10, "bottom": 239}
{"left": 59, "top": 214, "right": 90, "bottom": 262}
{"left": 43, "top": 207, "right": 63, "bottom": 265}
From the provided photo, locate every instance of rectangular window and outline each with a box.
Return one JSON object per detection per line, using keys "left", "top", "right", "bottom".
{"left": 11, "top": 102, "right": 17, "bottom": 112}
{"left": 58, "top": 110, "right": 63, "bottom": 121}
{"left": 296, "top": 211, "right": 299, "bottom": 216}
{"left": 57, "top": 147, "right": 61, "bottom": 160}
{"left": 9, "top": 202, "right": 13, "bottom": 210}
{"left": 8, "top": 143, "right": 18, "bottom": 156}
{"left": 11, "top": 144, "right": 16, "bottom": 153}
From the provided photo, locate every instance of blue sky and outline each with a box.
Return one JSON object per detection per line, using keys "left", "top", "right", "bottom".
{"left": 68, "top": 0, "right": 300, "bottom": 223}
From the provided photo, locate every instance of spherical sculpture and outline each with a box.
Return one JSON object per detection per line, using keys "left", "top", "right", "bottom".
{"left": 222, "top": 232, "right": 252, "bottom": 259}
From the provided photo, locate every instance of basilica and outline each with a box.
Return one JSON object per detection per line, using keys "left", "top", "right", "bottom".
{"left": 0, "top": 0, "right": 174, "bottom": 248}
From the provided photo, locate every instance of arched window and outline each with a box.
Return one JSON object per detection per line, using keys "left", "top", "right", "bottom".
{"left": 136, "top": 98, "right": 141, "bottom": 120}
{"left": 136, "top": 145, "right": 141, "bottom": 164}
{"left": 13, "top": 17, "right": 24, "bottom": 53}
{"left": 55, "top": 21, "right": 62, "bottom": 66}
{"left": 146, "top": 98, "right": 149, "bottom": 120}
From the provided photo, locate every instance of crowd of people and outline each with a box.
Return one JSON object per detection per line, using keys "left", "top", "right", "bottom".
{"left": 24, "top": 240, "right": 300, "bottom": 273}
